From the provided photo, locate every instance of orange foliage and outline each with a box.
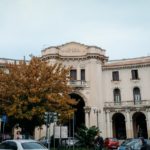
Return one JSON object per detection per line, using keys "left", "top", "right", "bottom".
{"left": 0, "top": 57, "right": 76, "bottom": 122}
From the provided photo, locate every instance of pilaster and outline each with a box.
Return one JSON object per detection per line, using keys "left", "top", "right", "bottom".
{"left": 106, "top": 110, "right": 112, "bottom": 137}
{"left": 84, "top": 106, "right": 91, "bottom": 128}
{"left": 125, "top": 109, "right": 133, "bottom": 138}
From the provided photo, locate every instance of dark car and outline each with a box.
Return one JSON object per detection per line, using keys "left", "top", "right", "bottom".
{"left": 104, "top": 137, "right": 119, "bottom": 149}
{"left": 118, "top": 138, "right": 150, "bottom": 150}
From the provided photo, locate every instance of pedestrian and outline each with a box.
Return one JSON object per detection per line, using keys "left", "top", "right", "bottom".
{"left": 140, "top": 137, "right": 150, "bottom": 150}
{"left": 94, "top": 131, "right": 104, "bottom": 150}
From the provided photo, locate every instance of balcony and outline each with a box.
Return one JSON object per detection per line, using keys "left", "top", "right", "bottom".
{"left": 68, "top": 80, "right": 89, "bottom": 88}
{"left": 104, "top": 100, "right": 150, "bottom": 109}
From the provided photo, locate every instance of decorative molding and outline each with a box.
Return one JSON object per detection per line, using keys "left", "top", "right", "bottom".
{"left": 125, "top": 109, "right": 130, "bottom": 113}
{"left": 41, "top": 53, "right": 108, "bottom": 63}
{"left": 102, "top": 63, "right": 150, "bottom": 70}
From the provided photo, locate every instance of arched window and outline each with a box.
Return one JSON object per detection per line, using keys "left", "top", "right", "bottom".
{"left": 133, "top": 87, "right": 141, "bottom": 104}
{"left": 113, "top": 88, "right": 121, "bottom": 104}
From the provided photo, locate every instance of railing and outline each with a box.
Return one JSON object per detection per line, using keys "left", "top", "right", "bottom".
{"left": 68, "top": 80, "right": 89, "bottom": 88}
{"left": 104, "top": 100, "right": 150, "bottom": 108}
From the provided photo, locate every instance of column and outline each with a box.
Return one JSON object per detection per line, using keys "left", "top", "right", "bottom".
{"left": 90, "top": 107, "right": 97, "bottom": 127}
{"left": 106, "top": 110, "right": 111, "bottom": 137}
{"left": 130, "top": 115, "right": 134, "bottom": 138}
{"left": 125, "top": 109, "right": 133, "bottom": 138}
{"left": 84, "top": 106, "right": 91, "bottom": 128}
{"left": 93, "top": 108, "right": 101, "bottom": 129}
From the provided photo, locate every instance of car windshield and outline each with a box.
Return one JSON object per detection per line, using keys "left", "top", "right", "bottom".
{"left": 22, "top": 142, "right": 47, "bottom": 149}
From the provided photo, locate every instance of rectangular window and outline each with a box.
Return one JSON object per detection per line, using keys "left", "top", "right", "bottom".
{"left": 132, "top": 69, "right": 139, "bottom": 80}
{"left": 81, "top": 69, "right": 85, "bottom": 81}
{"left": 112, "top": 71, "right": 119, "bottom": 81}
{"left": 70, "top": 69, "right": 77, "bottom": 80}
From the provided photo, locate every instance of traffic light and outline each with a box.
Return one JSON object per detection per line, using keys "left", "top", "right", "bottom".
{"left": 53, "top": 112, "right": 58, "bottom": 122}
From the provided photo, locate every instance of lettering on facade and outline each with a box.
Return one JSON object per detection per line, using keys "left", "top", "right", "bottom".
{"left": 60, "top": 47, "right": 87, "bottom": 56}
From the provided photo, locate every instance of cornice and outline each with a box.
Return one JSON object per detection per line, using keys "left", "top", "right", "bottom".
{"left": 102, "top": 63, "right": 150, "bottom": 70}
{"left": 102, "top": 56, "right": 150, "bottom": 70}
{"left": 41, "top": 53, "right": 108, "bottom": 62}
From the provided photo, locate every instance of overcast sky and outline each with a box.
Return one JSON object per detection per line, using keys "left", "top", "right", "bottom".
{"left": 0, "top": 0, "right": 150, "bottom": 60}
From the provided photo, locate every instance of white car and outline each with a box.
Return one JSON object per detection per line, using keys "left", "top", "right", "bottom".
{"left": 0, "top": 139, "right": 48, "bottom": 150}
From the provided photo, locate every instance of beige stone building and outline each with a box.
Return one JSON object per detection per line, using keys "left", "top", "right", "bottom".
{"left": 41, "top": 42, "right": 150, "bottom": 139}
{"left": 1, "top": 42, "right": 150, "bottom": 139}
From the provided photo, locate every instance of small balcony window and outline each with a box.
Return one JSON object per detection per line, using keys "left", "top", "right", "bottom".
{"left": 133, "top": 87, "right": 141, "bottom": 104}
{"left": 113, "top": 88, "right": 121, "bottom": 104}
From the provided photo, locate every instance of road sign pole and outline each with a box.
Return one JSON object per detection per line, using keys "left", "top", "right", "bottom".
{"left": 44, "top": 112, "right": 48, "bottom": 140}
{"left": 44, "top": 112, "right": 58, "bottom": 150}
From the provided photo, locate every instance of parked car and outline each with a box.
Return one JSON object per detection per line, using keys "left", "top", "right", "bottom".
{"left": 62, "top": 137, "right": 79, "bottom": 147}
{"left": 118, "top": 138, "right": 150, "bottom": 150}
{"left": 104, "top": 137, "right": 119, "bottom": 149}
{"left": 0, "top": 139, "right": 48, "bottom": 150}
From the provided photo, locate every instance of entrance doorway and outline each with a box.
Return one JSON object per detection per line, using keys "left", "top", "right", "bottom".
{"left": 112, "top": 113, "right": 126, "bottom": 139}
{"left": 68, "top": 93, "right": 85, "bottom": 136}
{"left": 132, "top": 112, "right": 148, "bottom": 138}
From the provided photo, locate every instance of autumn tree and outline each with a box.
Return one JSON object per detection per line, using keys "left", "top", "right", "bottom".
{"left": 0, "top": 57, "right": 76, "bottom": 133}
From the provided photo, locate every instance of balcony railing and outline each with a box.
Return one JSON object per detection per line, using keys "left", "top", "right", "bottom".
{"left": 68, "top": 80, "right": 89, "bottom": 88}
{"left": 104, "top": 100, "right": 150, "bottom": 108}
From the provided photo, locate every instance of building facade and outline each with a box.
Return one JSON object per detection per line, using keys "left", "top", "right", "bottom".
{"left": 1, "top": 42, "right": 150, "bottom": 139}
{"left": 41, "top": 42, "right": 150, "bottom": 139}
